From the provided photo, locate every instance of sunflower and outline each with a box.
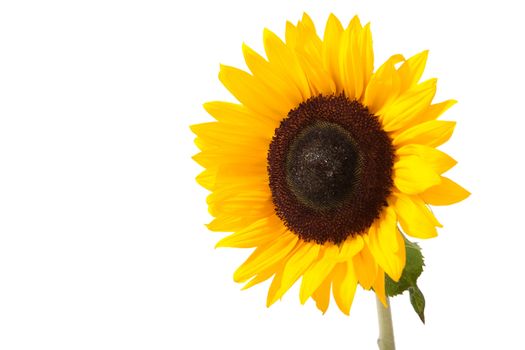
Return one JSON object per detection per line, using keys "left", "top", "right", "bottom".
{"left": 191, "top": 13, "right": 469, "bottom": 315}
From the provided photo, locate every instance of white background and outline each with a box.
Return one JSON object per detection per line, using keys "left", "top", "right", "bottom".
{"left": 0, "top": 0, "right": 523, "bottom": 349}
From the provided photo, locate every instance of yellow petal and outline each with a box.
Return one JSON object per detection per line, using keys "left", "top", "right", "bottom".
{"left": 299, "top": 12, "right": 317, "bottom": 34}
{"left": 393, "top": 120, "right": 456, "bottom": 148}
{"left": 206, "top": 179, "right": 269, "bottom": 201}
{"left": 207, "top": 215, "right": 262, "bottom": 233}
{"left": 322, "top": 14, "right": 344, "bottom": 92}
{"left": 393, "top": 229, "right": 406, "bottom": 280}
{"left": 363, "top": 54, "right": 404, "bottom": 114}
{"left": 372, "top": 268, "right": 387, "bottom": 307}
{"left": 266, "top": 268, "right": 284, "bottom": 307}
{"left": 263, "top": 29, "right": 311, "bottom": 99}
{"left": 381, "top": 78, "right": 437, "bottom": 132}
{"left": 352, "top": 244, "right": 378, "bottom": 290}
{"left": 204, "top": 171, "right": 267, "bottom": 194}
{"left": 296, "top": 14, "right": 323, "bottom": 56}
{"left": 215, "top": 215, "right": 285, "bottom": 248}
{"left": 242, "top": 43, "right": 303, "bottom": 108}
{"left": 394, "top": 192, "right": 440, "bottom": 239}
{"left": 242, "top": 263, "right": 280, "bottom": 290}
{"left": 339, "top": 16, "right": 374, "bottom": 100}
{"left": 396, "top": 144, "right": 457, "bottom": 174}
{"left": 196, "top": 169, "right": 215, "bottom": 191}
{"left": 295, "top": 47, "right": 335, "bottom": 95}
{"left": 361, "top": 23, "right": 374, "bottom": 90}
{"left": 203, "top": 101, "right": 277, "bottom": 133}
{"left": 193, "top": 148, "right": 265, "bottom": 169}
{"left": 191, "top": 122, "right": 270, "bottom": 150}
{"left": 332, "top": 261, "right": 358, "bottom": 315}
{"left": 366, "top": 207, "right": 405, "bottom": 281}
{"left": 285, "top": 21, "right": 297, "bottom": 47}
{"left": 208, "top": 161, "right": 266, "bottom": 180}
{"left": 219, "top": 65, "right": 288, "bottom": 120}
{"left": 420, "top": 176, "right": 470, "bottom": 205}
{"left": 398, "top": 50, "right": 429, "bottom": 92}
{"left": 203, "top": 164, "right": 267, "bottom": 186}
{"left": 292, "top": 15, "right": 337, "bottom": 96}
{"left": 339, "top": 16, "right": 364, "bottom": 100}
{"left": 338, "top": 236, "right": 365, "bottom": 261}
{"left": 394, "top": 155, "right": 442, "bottom": 194}
{"left": 411, "top": 99, "right": 457, "bottom": 125}
{"left": 375, "top": 206, "right": 400, "bottom": 251}
{"left": 243, "top": 237, "right": 303, "bottom": 291}
{"left": 312, "top": 273, "right": 332, "bottom": 314}
{"left": 300, "top": 244, "right": 339, "bottom": 304}
{"left": 207, "top": 197, "right": 272, "bottom": 220}
{"left": 234, "top": 232, "right": 298, "bottom": 283}
{"left": 206, "top": 187, "right": 270, "bottom": 211}
{"left": 267, "top": 242, "right": 321, "bottom": 306}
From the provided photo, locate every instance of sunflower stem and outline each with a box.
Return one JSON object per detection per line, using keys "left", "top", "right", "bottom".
{"left": 376, "top": 296, "right": 396, "bottom": 350}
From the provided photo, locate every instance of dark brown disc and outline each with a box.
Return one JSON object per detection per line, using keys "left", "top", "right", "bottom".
{"left": 267, "top": 94, "right": 395, "bottom": 244}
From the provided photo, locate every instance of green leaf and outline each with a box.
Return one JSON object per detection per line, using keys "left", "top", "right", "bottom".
{"left": 409, "top": 285, "right": 426, "bottom": 324}
{"left": 384, "top": 233, "right": 426, "bottom": 323}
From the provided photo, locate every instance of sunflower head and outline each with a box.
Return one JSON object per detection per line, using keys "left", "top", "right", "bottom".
{"left": 192, "top": 13, "right": 469, "bottom": 315}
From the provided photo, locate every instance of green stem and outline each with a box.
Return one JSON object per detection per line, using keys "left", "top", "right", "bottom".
{"left": 376, "top": 296, "right": 396, "bottom": 350}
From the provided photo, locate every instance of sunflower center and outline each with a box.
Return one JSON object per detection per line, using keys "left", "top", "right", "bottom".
{"left": 286, "top": 122, "right": 360, "bottom": 210}
{"left": 267, "top": 94, "right": 395, "bottom": 245}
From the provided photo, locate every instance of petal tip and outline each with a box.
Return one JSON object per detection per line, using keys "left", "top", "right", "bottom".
{"left": 299, "top": 294, "right": 308, "bottom": 305}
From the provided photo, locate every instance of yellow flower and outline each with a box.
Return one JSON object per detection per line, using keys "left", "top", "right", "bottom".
{"left": 191, "top": 13, "right": 469, "bottom": 315}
